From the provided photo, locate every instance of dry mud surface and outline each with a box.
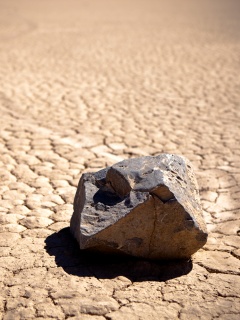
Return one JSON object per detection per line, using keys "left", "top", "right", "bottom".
{"left": 0, "top": 0, "right": 240, "bottom": 319}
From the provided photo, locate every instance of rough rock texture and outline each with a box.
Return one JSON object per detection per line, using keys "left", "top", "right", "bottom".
{"left": 1, "top": 0, "right": 240, "bottom": 319}
{"left": 71, "top": 155, "right": 208, "bottom": 259}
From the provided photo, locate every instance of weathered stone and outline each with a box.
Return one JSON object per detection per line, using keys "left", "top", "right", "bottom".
{"left": 70, "top": 154, "right": 208, "bottom": 259}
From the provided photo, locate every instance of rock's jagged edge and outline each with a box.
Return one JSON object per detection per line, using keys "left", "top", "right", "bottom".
{"left": 70, "top": 154, "right": 208, "bottom": 259}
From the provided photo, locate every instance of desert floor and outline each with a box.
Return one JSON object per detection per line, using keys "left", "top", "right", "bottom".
{"left": 0, "top": 0, "right": 239, "bottom": 319}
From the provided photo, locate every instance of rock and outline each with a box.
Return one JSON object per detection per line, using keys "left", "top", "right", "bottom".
{"left": 70, "top": 154, "right": 208, "bottom": 259}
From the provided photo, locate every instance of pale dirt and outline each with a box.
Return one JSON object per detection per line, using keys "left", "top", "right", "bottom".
{"left": 0, "top": 0, "right": 240, "bottom": 319}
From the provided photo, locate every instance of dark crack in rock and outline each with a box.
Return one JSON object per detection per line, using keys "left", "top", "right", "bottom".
{"left": 70, "top": 154, "right": 208, "bottom": 259}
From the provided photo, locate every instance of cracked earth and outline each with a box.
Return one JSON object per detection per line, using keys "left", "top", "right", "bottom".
{"left": 0, "top": 0, "right": 240, "bottom": 319}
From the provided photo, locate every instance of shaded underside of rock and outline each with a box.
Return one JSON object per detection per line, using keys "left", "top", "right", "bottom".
{"left": 70, "top": 154, "right": 208, "bottom": 259}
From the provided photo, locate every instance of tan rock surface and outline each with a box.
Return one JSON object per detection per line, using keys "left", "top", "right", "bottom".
{"left": 0, "top": 0, "right": 239, "bottom": 319}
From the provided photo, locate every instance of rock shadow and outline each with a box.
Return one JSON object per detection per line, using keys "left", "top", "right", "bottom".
{"left": 45, "top": 227, "right": 193, "bottom": 282}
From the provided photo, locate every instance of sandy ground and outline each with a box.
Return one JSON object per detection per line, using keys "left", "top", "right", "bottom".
{"left": 0, "top": 0, "right": 240, "bottom": 319}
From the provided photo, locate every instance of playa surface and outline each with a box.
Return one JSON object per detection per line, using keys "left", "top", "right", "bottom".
{"left": 0, "top": 0, "right": 239, "bottom": 319}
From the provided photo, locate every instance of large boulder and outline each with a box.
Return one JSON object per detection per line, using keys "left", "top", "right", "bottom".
{"left": 70, "top": 154, "right": 208, "bottom": 259}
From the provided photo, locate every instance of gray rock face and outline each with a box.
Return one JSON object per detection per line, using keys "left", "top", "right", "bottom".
{"left": 70, "top": 154, "right": 208, "bottom": 259}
